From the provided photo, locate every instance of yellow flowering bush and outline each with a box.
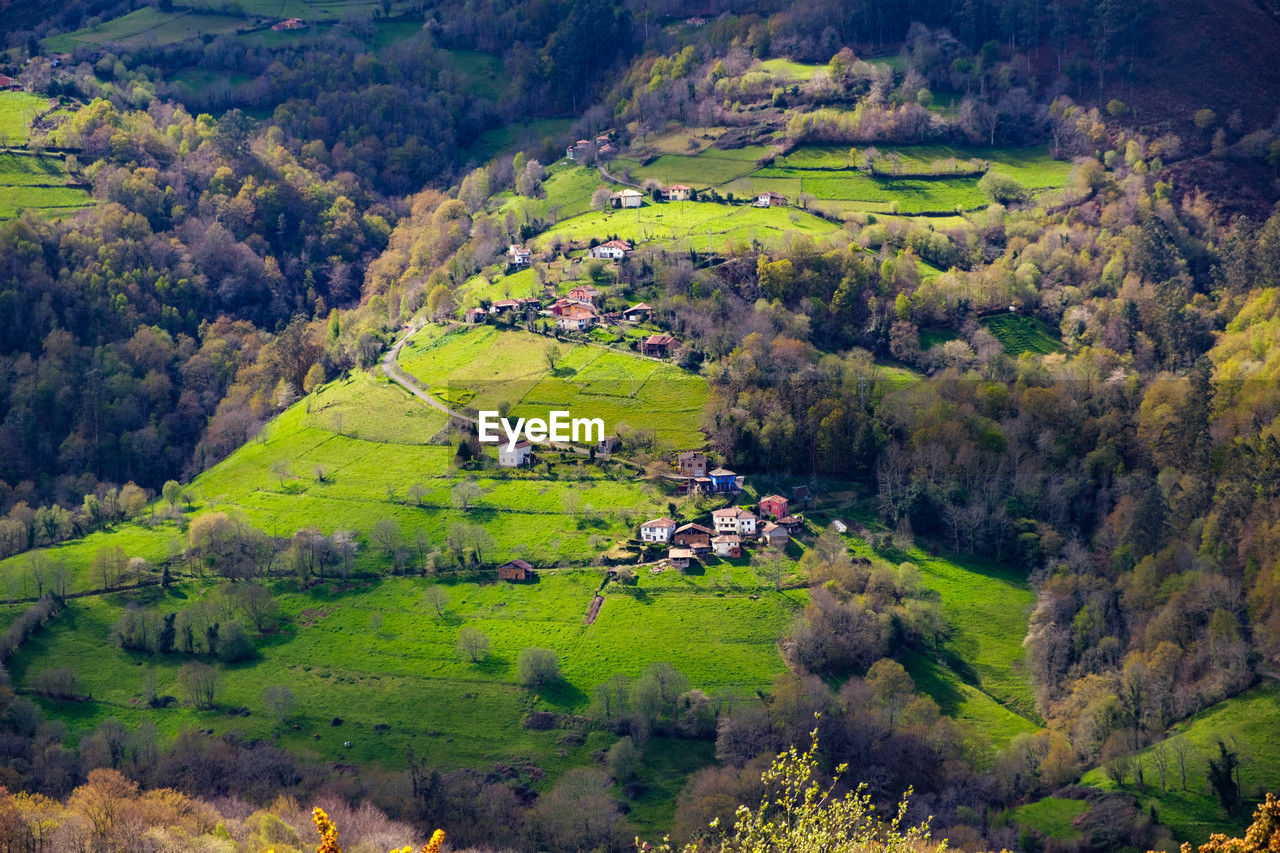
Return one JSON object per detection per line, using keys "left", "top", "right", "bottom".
{"left": 309, "top": 807, "right": 445, "bottom": 853}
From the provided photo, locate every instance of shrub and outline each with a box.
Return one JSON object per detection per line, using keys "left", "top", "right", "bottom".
{"left": 516, "top": 647, "right": 561, "bottom": 688}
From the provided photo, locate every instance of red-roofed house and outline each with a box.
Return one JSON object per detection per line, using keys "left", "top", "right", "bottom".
{"left": 759, "top": 495, "right": 788, "bottom": 519}
{"left": 498, "top": 559, "right": 535, "bottom": 581}
{"left": 588, "top": 240, "right": 632, "bottom": 260}
{"left": 640, "top": 517, "right": 677, "bottom": 543}
{"left": 556, "top": 304, "right": 597, "bottom": 332}
{"left": 663, "top": 185, "right": 692, "bottom": 201}
{"left": 498, "top": 440, "right": 533, "bottom": 468}
{"left": 622, "top": 303, "right": 652, "bottom": 322}
{"left": 0, "top": 75, "right": 19, "bottom": 91}
{"left": 641, "top": 334, "right": 676, "bottom": 357}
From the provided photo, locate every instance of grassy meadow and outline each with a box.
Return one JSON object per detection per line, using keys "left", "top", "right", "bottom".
{"left": 397, "top": 325, "right": 709, "bottom": 449}
{"left": 981, "top": 313, "right": 1064, "bottom": 355}
{"left": 0, "top": 152, "right": 92, "bottom": 220}
{"left": 0, "top": 92, "right": 52, "bottom": 146}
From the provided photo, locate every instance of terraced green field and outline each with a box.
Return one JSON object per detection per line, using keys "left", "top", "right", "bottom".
{"left": 44, "top": 8, "right": 247, "bottom": 50}
{"left": 397, "top": 325, "right": 709, "bottom": 449}
{"left": 0, "top": 152, "right": 92, "bottom": 220}
{"left": 981, "top": 313, "right": 1064, "bottom": 355}
{"left": 528, "top": 198, "right": 841, "bottom": 253}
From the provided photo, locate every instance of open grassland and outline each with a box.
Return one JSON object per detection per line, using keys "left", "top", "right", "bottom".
{"left": 1080, "top": 685, "right": 1280, "bottom": 844}
{"left": 45, "top": 8, "right": 247, "bottom": 51}
{"left": 467, "top": 118, "right": 574, "bottom": 163}
{"left": 1009, "top": 797, "right": 1088, "bottom": 841}
{"left": 609, "top": 144, "right": 1072, "bottom": 216}
{"left": 0, "top": 152, "right": 92, "bottom": 220}
{"left": 7, "top": 570, "right": 797, "bottom": 831}
{"left": 529, "top": 199, "right": 841, "bottom": 253}
{"left": 0, "top": 92, "right": 51, "bottom": 146}
{"left": 0, "top": 523, "right": 184, "bottom": 600}
{"left": 397, "top": 325, "right": 708, "bottom": 449}
{"left": 981, "top": 313, "right": 1064, "bottom": 355}
{"left": 495, "top": 161, "right": 607, "bottom": 223}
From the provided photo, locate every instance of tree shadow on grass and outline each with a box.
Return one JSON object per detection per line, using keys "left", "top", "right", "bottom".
{"left": 474, "top": 654, "right": 509, "bottom": 677}
{"left": 538, "top": 678, "right": 587, "bottom": 709}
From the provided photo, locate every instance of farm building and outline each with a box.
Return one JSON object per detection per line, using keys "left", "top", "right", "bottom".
{"left": 498, "top": 559, "right": 535, "bottom": 581}
{"left": 640, "top": 517, "right": 677, "bottom": 543}
{"left": 761, "top": 522, "right": 789, "bottom": 548}
{"left": 672, "top": 523, "right": 712, "bottom": 549}
{"left": 610, "top": 189, "right": 644, "bottom": 209}
{"left": 498, "top": 440, "right": 533, "bottom": 467}
{"left": 556, "top": 305, "right": 597, "bottom": 332}
{"left": 622, "top": 303, "right": 652, "bottom": 322}
{"left": 678, "top": 451, "right": 707, "bottom": 478}
{"left": 708, "top": 468, "right": 741, "bottom": 493}
{"left": 755, "top": 191, "right": 787, "bottom": 207}
{"left": 778, "top": 515, "right": 805, "bottom": 534}
{"left": 464, "top": 307, "right": 486, "bottom": 324}
{"left": 711, "top": 535, "right": 741, "bottom": 558}
{"left": 508, "top": 245, "right": 531, "bottom": 265}
{"left": 588, "top": 240, "right": 632, "bottom": 260}
{"left": 759, "top": 495, "right": 788, "bottom": 519}
{"left": 832, "top": 519, "right": 848, "bottom": 533}
{"left": 668, "top": 547, "right": 694, "bottom": 570}
{"left": 566, "top": 139, "right": 592, "bottom": 160}
{"left": 663, "top": 185, "right": 692, "bottom": 201}
{"left": 0, "top": 74, "right": 19, "bottom": 90}
{"left": 491, "top": 298, "right": 520, "bottom": 314}
{"left": 712, "top": 507, "right": 757, "bottom": 537}
{"left": 641, "top": 334, "right": 676, "bottom": 357}
{"left": 597, "top": 434, "right": 621, "bottom": 454}
{"left": 271, "top": 17, "right": 306, "bottom": 30}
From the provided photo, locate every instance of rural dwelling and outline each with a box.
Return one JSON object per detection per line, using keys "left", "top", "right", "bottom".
{"left": 610, "top": 189, "right": 643, "bottom": 209}
{"left": 678, "top": 451, "right": 707, "bottom": 478}
{"left": 761, "top": 522, "right": 789, "bottom": 548}
{"left": 712, "top": 507, "right": 757, "bottom": 537}
{"left": 464, "top": 307, "right": 486, "bottom": 324}
{"left": 755, "top": 191, "right": 787, "bottom": 207}
{"left": 588, "top": 240, "right": 632, "bottom": 260}
{"left": 508, "top": 244, "right": 531, "bottom": 265}
{"left": 640, "top": 517, "right": 677, "bottom": 543}
{"left": 271, "top": 17, "right": 306, "bottom": 30}
{"left": 641, "top": 334, "right": 676, "bottom": 357}
{"left": 0, "top": 75, "right": 19, "bottom": 90}
{"left": 663, "top": 185, "right": 692, "bottom": 201}
{"left": 498, "top": 559, "right": 535, "bottom": 581}
{"left": 597, "top": 434, "right": 620, "bottom": 454}
{"left": 566, "top": 285, "right": 600, "bottom": 304}
{"left": 778, "top": 515, "right": 804, "bottom": 534}
{"left": 711, "top": 535, "right": 741, "bottom": 558}
{"left": 549, "top": 298, "right": 575, "bottom": 316}
{"left": 566, "top": 139, "right": 592, "bottom": 160}
{"left": 498, "top": 440, "right": 533, "bottom": 467}
{"left": 759, "top": 494, "right": 788, "bottom": 519}
{"left": 708, "top": 467, "right": 740, "bottom": 493}
{"left": 672, "top": 523, "right": 712, "bottom": 549}
{"left": 490, "top": 298, "right": 520, "bottom": 314}
{"left": 555, "top": 305, "right": 597, "bottom": 332}
{"left": 622, "top": 303, "right": 652, "bottom": 322}
{"left": 668, "top": 547, "right": 694, "bottom": 570}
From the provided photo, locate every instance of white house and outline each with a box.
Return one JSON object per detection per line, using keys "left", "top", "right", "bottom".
{"left": 754, "top": 191, "right": 787, "bottom": 207}
{"left": 498, "top": 440, "right": 533, "bottom": 467}
{"left": 610, "top": 189, "right": 643, "bottom": 209}
{"left": 711, "top": 534, "right": 741, "bottom": 558}
{"left": 663, "top": 184, "right": 692, "bottom": 201}
{"left": 640, "top": 517, "right": 677, "bottom": 543}
{"left": 556, "top": 305, "right": 596, "bottom": 332}
{"left": 712, "top": 507, "right": 757, "bottom": 537}
{"left": 508, "top": 244, "right": 531, "bottom": 265}
{"left": 588, "top": 239, "right": 632, "bottom": 260}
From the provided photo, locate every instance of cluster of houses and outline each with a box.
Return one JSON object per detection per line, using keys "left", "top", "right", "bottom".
{"left": 639, "top": 484, "right": 803, "bottom": 569}
{"left": 567, "top": 134, "right": 617, "bottom": 161}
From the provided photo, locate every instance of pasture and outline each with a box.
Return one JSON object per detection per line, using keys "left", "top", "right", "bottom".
{"left": 0, "top": 92, "right": 51, "bottom": 146}
{"left": 0, "top": 152, "right": 93, "bottom": 220}
{"left": 1080, "top": 685, "right": 1280, "bottom": 844}
{"left": 980, "top": 313, "right": 1064, "bottom": 355}
{"left": 397, "top": 325, "right": 709, "bottom": 449}
{"left": 1008, "top": 797, "right": 1088, "bottom": 842}
{"left": 528, "top": 198, "right": 842, "bottom": 254}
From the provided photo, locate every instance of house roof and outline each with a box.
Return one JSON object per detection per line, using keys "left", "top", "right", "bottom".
{"left": 502, "top": 559, "right": 534, "bottom": 570}
{"left": 492, "top": 298, "right": 519, "bottom": 307}
{"left": 642, "top": 517, "right": 677, "bottom": 528}
{"left": 759, "top": 191, "right": 786, "bottom": 199}
{"left": 761, "top": 494, "right": 787, "bottom": 503}
{"left": 507, "top": 440, "right": 532, "bottom": 449}
{"left": 625, "top": 302, "right": 652, "bottom": 312}
{"left": 675, "top": 523, "right": 712, "bottom": 534}
{"left": 613, "top": 188, "right": 643, "bottom": 197}
{"left": 679, "top": 450, "right": 705, "bottom": 459}
{"left": 644, "top": 334, "right": 676, "bottom": 346}
{"left": 778, "top": 515, "right": 803, "bottom": 525}
{"left": 560, "top": 305, "right": 596, "bottom": 319}
{"left": 712, "top": 507, "right": 754, "bottom": 519}
{"left": 709, "top": 467, "right": 736, "bottom": 477}
{"left": 711, "top": 534, "right": 741, "bottom": 544}
{"left": 600, "top": 239, "right": 632, "bottom": 250}
{"left": 0, "top": 75, "right": 15, "bottom": 86}
{"left": 568, "top": 285, "right": 599, "bottom": 296}
{"left": 666, "top": 184, "right": 692, "bottom": 191}
{"left": 763, "top": 522, "right": 788, "bottom": 536}
{"left": 669, "top": 548, "right": 694, "bottom": 559}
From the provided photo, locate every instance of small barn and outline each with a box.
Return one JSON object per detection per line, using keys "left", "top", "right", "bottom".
{"left": 498, "top": 559, "right": 535, "bottom": 581}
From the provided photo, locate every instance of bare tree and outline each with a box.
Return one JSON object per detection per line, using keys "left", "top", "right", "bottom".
{"left": 371, "top": 518, "right": 401, "bottom": 557}
{"left": 262, "top": 685, "right": 296, "bottom": 721}
{"left": 408, "top": 482, "right": 428, "bottom": 505}
{"left": 451, "top": 480, "right": 483, "bottom": 511}
{"left": 1151, "top": 738, "right": 1170, "bottom": 792}
{"left": 269, "top": 459, "right": 293, "bottom": 488}
{"left": 424, "top": 585, "right": 449, "bottom": 618}
{"left": 1171, "top": 735, "right": 1192, "bottom": 790}
{"left": 457, "top": 625, "right": 491, "bottom": 662}
{"left": 177, "top": 662, "right": 219, "bottom": 709}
